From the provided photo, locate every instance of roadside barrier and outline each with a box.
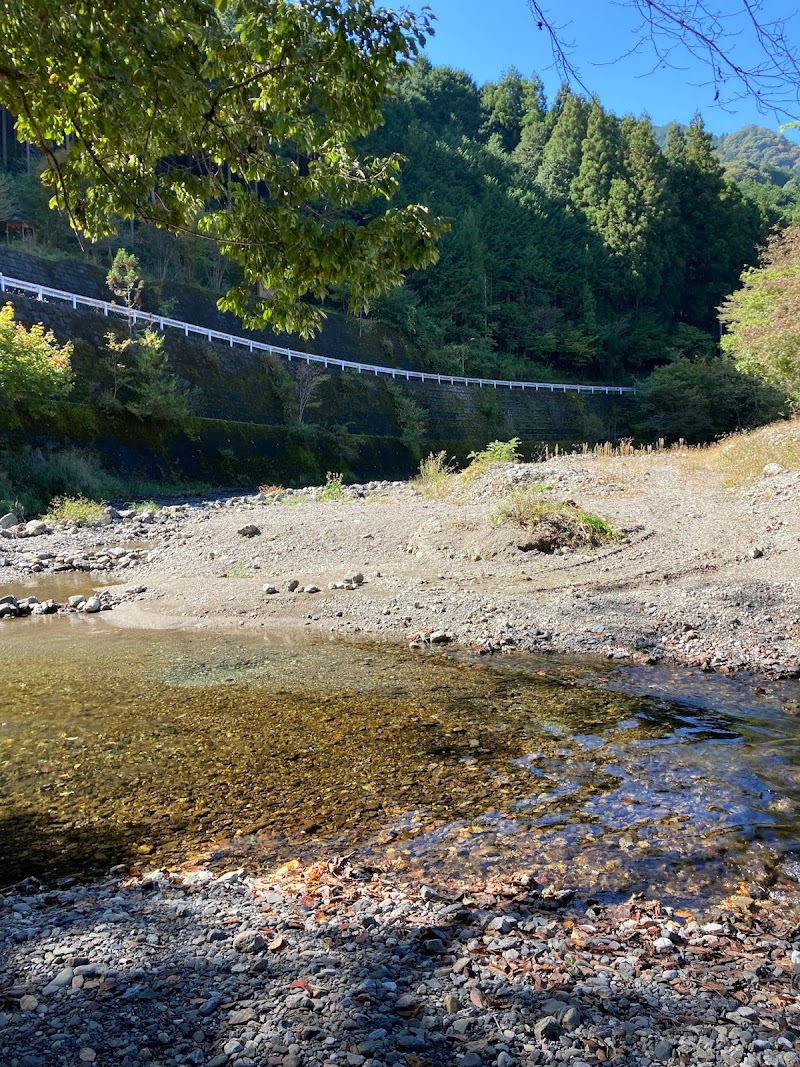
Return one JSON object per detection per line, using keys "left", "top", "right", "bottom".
{"left": 0, "top": 273, "right": 634, "bottom": 396}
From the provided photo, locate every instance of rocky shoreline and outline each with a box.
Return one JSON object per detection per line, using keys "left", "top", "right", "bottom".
{"left": 2, "top": 432, "right": 798, "bottom": 681}
{"left": 3, "top": 856, "right": 800, "bottom": 1067}
{"left": 3, "top": 426, "right": 800, "bottom": 1066}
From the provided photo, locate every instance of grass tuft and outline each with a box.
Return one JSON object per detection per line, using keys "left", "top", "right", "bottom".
{"left": 491, "top": 489, "right": 617, "bottom": 550}
{"left": 414, "top": 450, "right": 456, "bottom": 498}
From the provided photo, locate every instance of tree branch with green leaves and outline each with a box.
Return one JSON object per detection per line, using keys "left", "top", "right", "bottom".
{"left": 0, "top": 0, "right": 445, "bottom": 335}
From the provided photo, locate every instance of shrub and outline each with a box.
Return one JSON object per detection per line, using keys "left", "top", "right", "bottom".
{"left": 101, "top": 328, "right": 191, "bottom": 420}
{"left": 633, "top": 357, "right": 785, "bottom": 444}
{"left": 463, "top": 438, "right": 522, "bottom": 479}
{"left": 43, "top": 495, "right": 108, "bottom": 526}
{"left": 386, "top": 382, "right": 427, "bottom": 457}
{"left": 0, "top": 304, "right": 73, "bottom": 426}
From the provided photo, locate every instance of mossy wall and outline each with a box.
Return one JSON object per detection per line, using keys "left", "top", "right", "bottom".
{"left": 7, "top": 403, "right": 416, "bottom": 487}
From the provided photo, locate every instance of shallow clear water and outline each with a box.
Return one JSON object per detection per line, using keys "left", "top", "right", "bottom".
{"left": 3, "top": 616, "right": 800, "bottom": 910}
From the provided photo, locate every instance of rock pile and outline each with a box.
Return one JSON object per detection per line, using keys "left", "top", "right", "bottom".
{"left": 0, "top": 588, "right": 125, "bottom": 619}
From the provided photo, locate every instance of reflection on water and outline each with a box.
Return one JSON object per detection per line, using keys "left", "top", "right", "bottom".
{"left": 3, "top": 619, "right": 800, "bottom": 911}
{"left": 1, "top": 573, "right": 120, "bottom": 604}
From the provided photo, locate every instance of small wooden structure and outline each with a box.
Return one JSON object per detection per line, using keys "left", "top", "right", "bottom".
{"left": 0, "top": 216, "right": 36, "bottom": 241}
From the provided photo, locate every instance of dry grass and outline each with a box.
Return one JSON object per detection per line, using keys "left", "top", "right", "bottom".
{"left": 686, "top": 420, "right": 800, "bottom": 487}
{"left": 414, "top": 451, "right": 457, "bottom": 499}
{"left": 566, "top": 418, "right": 799, "bottom": 488}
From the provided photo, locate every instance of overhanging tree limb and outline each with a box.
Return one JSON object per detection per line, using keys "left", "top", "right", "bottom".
{"left": 0, "top": 0, "right": 445, "bottom": 336}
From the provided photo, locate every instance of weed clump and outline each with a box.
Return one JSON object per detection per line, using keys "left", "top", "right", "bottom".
{"left": 491, "top": 489, "right": 616, "bottom": 553}
{"left": 415, "top": 451, "right": 456, "bottom": 498}
{"left": 319, "top": 471, "right": 344, "bottom": 502}
{"left": 463, "top": 438, "right": 522, "bottom": 480}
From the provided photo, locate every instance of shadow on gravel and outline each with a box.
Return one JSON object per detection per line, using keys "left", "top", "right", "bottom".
{"left": 1, "top": 869, "right": 796, "bottom": 1067}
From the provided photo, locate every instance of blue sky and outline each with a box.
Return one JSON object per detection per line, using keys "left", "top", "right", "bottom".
{"left": 413, "top": 0, "right": 800, "bottom": 138}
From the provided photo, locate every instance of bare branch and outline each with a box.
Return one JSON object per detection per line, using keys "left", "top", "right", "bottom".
{"left": 528, "top": 0, "right": 800, "bottom": 119}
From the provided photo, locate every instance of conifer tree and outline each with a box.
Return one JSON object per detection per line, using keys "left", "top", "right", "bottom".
{"left": 570, "top": 101, "right": 623, "bottom": 223}
{"left": 513, "top": 77, "right": 548, "bottom": 179}
{"left": 614, "top": 116, "right": 676, "bottom": 304}
{"left": 480, "top": 68, "right": 527, "bottom": 153}
{"left": 536, "top": 91, "right": 589, "bottom": 201}
{"left": 668, "top": 115, "right": 761, "bottom": 326}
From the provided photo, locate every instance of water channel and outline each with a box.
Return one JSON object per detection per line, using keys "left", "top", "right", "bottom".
{"left": 3, "top": 613, "right": 800, "bottom": 914}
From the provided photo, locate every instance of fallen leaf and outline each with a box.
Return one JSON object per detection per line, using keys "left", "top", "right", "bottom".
{"left": 470, "top": 987, "right": 488, "bottom": 1009}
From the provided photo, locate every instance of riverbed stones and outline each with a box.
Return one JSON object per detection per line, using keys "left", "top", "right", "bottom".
{"left": 82, "top": 596, "right": 102, "bottom": 613}
{"left": 533, "top": 1016, "right": 560, "bottom": 1040}
{"left": 3, "top": 858, "right": 800, "bottom": 1067}
{"left": 0, "top": 512, "right": 17, "bottom": 530}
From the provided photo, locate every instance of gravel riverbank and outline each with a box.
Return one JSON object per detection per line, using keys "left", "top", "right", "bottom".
{"left": 4, "top": 857, "right": 800, "bottom": 1067}
{"left": 3, "top": 423, "right": 800, "bottom": 1065}
{"left": 4, "top": 423, "right": 797, "bottom": 681}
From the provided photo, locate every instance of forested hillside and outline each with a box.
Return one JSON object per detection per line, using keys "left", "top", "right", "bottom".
{"left": 716, "top": 125, "right": 800, "bottom": 173}
{"left": 363, "top": 62, "right": 773, "bottom": 384}
{"left": 0, "top": 62, "right": 796, "bottom": 410}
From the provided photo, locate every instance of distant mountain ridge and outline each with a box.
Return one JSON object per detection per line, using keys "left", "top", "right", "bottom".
{"left": 654, "top": 123, "right": 800, "bottom": 173}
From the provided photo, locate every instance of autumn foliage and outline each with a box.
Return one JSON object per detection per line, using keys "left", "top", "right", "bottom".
{"left": 720, "top": 227, "right": 800, "bottom": 407}
{"left": 0, "top": 304, "right": 73, "bottom": 425}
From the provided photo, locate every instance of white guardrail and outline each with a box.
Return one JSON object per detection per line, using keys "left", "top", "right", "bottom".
{"left": 0, "top": 273, "right": 634, "bottom": 396}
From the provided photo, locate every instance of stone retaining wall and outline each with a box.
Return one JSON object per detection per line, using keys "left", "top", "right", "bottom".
{"left": 0, "top": 247, "right": 634, "bottom": 450}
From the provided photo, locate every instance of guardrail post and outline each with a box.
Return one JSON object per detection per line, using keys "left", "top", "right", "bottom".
{"left": 37, "top": 285, "right": 43, "bottom": 300}
{"left": 0, "top": 276, "right": 4, "bottom": 293}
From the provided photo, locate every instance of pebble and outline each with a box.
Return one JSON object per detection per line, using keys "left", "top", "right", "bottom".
{"left": 1, "top": 858, "right": 798, "bottom": 1067}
